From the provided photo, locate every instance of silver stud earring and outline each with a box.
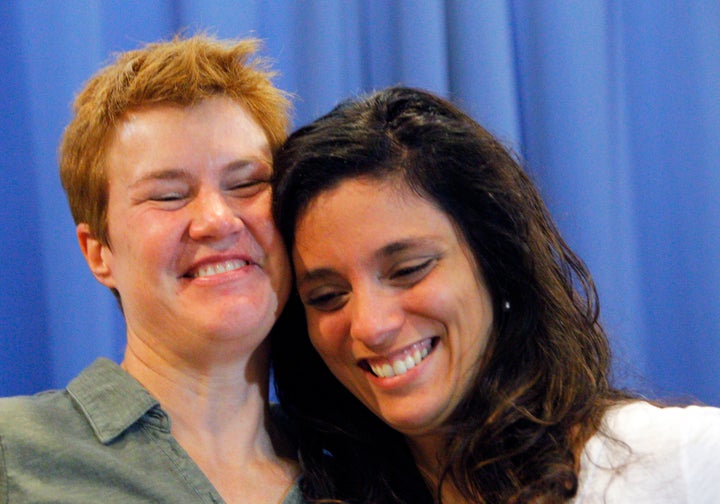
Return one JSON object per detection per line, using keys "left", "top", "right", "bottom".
{"left": 502, "top": 300, "right": 511, "bottom": 311}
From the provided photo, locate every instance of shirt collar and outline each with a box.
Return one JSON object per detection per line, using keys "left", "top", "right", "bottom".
{"left": 66, "top": 358, "right": 161, "bottom": 444}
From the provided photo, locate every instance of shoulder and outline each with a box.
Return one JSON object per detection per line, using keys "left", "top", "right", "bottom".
{"left": 0, "top": 364, "right": 98, "bottom": 454}
{"left": 0, "top": 388, "right": 74, "bottom": 434}
{"left": 0, "top": 386, "right": 88, "bottom": 497}
{"left": 575, "top": 401, "right": 720, "bottom": 502}
{"left": 598, "top": 401, "right": 720, "bottom": 470}
{"left": 0, "top": 359, "right": 119, "bottom": 434}
{"left": 602, "top": 400, "right": 720, "bottom": 446}
{"left": 0, "top": 358, "right": 155, "bottom": 453}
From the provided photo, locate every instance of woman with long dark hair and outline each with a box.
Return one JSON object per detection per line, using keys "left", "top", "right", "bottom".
{"left": 271, "top": 86, "right": 720, "bottom": 503}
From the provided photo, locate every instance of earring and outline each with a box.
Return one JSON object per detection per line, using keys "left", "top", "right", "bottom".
{"left": 502, "top": 300, "right": 511, "bottom": 311}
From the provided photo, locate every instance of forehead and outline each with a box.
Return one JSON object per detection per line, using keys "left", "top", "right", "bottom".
{"left": 300, "top": 176, "right": 418, "bottom": 218}
{"left": 105, "top": 97, "right": 270, "bottom": 182}
{"left": 295, "top": 177, "right": 458, "bottom": 253}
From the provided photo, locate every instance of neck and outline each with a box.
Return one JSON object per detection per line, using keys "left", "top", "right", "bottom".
{"left": 407, "top": 434, "right": 467, "bottom": 504}
{"left": 121, "top": 334, "right": 273, "bottom": 455}
{"left": 120, "top": 334, "right": 300, "bottom": 502}
{"left": 406, "top": 432, "right": 443, "bottom": 479}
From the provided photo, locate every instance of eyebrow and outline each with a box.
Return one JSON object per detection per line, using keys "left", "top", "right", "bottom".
{"left": 296, "top": 267, "right": 338, "bottom": 288}
{"left": 377, "top": 239, "right": 419, "bottom": 257}
{"left": 227, "top": 158, "right": 270, "bottom": 171}
{"left": 128, "top": 168, "right": 190, "bottom": 188}
{"left": 128, "top": 159, "right": 267, "bottom": 188}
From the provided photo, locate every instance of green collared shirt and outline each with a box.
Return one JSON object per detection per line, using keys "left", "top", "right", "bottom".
{"left": 0, "top": 358, "right": 304, "bottom": 503}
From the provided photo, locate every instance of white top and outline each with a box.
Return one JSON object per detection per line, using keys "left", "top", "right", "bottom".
{"left": 573, "top": 401, "right": 720, "bottom": 503}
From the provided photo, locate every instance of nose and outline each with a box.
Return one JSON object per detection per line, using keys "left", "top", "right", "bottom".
{"left": 348, "top": 287, "right": 404, "bottom": 350}
{"left": 188, "top": 189, "right": 243, "bottom": 241}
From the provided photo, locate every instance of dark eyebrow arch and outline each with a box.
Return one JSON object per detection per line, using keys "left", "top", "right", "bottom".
{"left": 376, "top": 237, "right": 436, "bottom": 258}
{"left": 296, "top": 267, "right": 337, "bottom": 288}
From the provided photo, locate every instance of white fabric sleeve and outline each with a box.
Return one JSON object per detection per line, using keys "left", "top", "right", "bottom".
{"left": 575, "top": 401, "right": 720, "bottom": 503}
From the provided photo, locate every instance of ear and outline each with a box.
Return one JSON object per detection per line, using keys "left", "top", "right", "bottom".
{"left": 76, "top": 223, "right": 117, "bottom": 289}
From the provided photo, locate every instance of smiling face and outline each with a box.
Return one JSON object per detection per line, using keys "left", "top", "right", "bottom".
{"left": 80, "top": 96, "right": 290, "bottom": 363}
{"left": 293, "top": 177, "right": 494, "bottom": 444}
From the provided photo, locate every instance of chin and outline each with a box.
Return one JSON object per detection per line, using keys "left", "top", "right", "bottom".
{"left": 377, "top": 410, "right": 443, "bottom": 437}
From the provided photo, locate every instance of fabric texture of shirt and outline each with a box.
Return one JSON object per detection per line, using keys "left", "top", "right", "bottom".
{"left": 0, "top": 358, "right": 304, "bottom": 504}
{"left": 573, "top": 400, "right": 720, "bottom": 503}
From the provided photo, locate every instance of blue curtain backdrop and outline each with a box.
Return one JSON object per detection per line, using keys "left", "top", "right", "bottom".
{"left": 1, "top": 1, "right": 718, "bottom": 406}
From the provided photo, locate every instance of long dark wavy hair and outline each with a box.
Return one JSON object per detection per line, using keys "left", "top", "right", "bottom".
{"left": 270, "top": 86, "right": 628, "bottom": 503}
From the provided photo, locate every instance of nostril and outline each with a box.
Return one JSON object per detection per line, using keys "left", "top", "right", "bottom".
{"left": 188, "top": 194, "right": 244, "bottom": 240}
{"left": 348, "top": 290, "right": 405, "bottom": 349}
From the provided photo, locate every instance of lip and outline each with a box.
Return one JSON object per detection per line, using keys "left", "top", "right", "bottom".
{"left": 181, "top": 254, "right": 258, "bottom": 280}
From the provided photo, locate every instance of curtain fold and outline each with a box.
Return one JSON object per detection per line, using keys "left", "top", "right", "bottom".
{"left": 1, "top": 0, "right": 718, "bottom": 406}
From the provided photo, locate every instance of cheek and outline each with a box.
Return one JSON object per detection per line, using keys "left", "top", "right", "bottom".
{"left": 116, "top": 207, "right": 182, "bottom": 255}
{"left": 241, "top": 191, "right": 273, "bottom": 228}
{"left": 242, "top": 199, "right": 287, "bottom": 255}
{"left": 307, "top": 319, "right": 360, "bottom": 396}
{"left": 129, "top": 222, "right": 179, "bottom": 265}
{"left": 306, "top": 312, "right": 348, "bottom": 361}
{"left": 413, "top": 276, "right": 493, "bottom": 348}
{"left": 262, "top": 222, "right": 291, "bottom": 286}
{"left": 263, "top": 226, "right": 290, "bottom": 269}
{"left": 454, "top": 283, "right": 494, "bottom": 364}
{"left": 250, "top": 208, "right": 279, "bottom": 243}
{"left": 405, "top": 282, "right": 457, "bottom": 325}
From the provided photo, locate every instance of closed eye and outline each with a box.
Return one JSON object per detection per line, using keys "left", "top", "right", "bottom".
{"left": 224, "top": 159, "right": 272, "bottom": 197}
{"left": 389, "top": 257, "right": 437, "bottom": 285}
{"left": 151, "top": 192, "right": 186, "bottom": 202}
{"left": 143, "top": 188, "right": 190, "bottom": 209}
{"left": 303, "top": 289, "right": 348, "bottom": 312}
{"left": 226, "top": 179, "right": 269, "bottom": 198}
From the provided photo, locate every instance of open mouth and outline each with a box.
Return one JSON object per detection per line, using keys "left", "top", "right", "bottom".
{"left": 186, "top": 259, "right": 250, "bottom": 278}
{"left": 359, "top": 337, "right": 439, "bottom": 378}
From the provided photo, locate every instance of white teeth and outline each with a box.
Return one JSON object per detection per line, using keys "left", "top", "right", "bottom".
{"left": 413, "top": 349, "right": 422, "bottom": 365}
{"left": 367, "top": 339, "right": 434, "bottom": 379}
{"left": 193, "top": 259, "right": 248, "bottom": 278}
{"left": 404, "top": 355, "right": 416, "bottom": 370}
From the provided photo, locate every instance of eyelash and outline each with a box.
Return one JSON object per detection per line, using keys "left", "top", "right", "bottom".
{"left": 227, "top": 179, "right": 269, "bottom": 196}
{"left": 390, "top": 258, "right": 436, "bottom": 281}
{"left": 151, "top": 192, "right": 186, "bottom": 202}
{"left": 147, "top": 180, "right": 268, "bottom": 203}
{"left": 305, "top": 291, "right": 345, "bottom": 310}
{"left": 304, "top": 258, "right": 438, "bottom": 312}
